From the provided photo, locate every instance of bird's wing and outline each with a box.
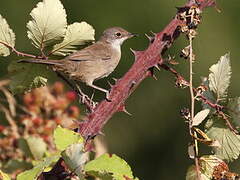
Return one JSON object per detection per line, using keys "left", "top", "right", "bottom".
{"left": 67, "top": 42, "right": 112, "bottom": 62}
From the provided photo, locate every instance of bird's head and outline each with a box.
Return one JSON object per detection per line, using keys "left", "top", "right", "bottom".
{"left": 100, "top": 27, "right": 137, "bottom": 46}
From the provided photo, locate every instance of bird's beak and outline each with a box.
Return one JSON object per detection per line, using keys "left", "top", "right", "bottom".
{"left": 128, "top": 33, "right": 138, "bottom": 38}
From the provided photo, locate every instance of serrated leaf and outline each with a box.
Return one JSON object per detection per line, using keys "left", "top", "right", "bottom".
{"left": 0, "top": 170, "right": 11, "bottom": 180}
{"left": 8, "top": 62, "right": 51, "bottom": 94}
{"left": 52, "top": 22, "right": 95, "bottom": 56}
{"left": 206, "top": 118, "right": 240, "bottom": 161}
{"left": 26, "top": 136, "right": 47, "bottom": 160}
{"left": 0, "top": 14, "right": 15, "bottom": 56}
{"left": 208, "top": 53, "right": 231, "bottom": 100}
{"left": 27, "top": 0, "right": 67, "bottom": 49}
{"left": 62, "top": 143, "right": 88, "bottom": 178}
{"left": 228, "top": 97, "right": 240, "bottom": 126}
{"left": 84, "top": 153, "right": 136, "bottom": 180}
{"left": 192, "top": 109, "right": 210, "bottom": 126}
{"left": 53, "top": 126, "right": 83, "bottom": 151}
{"left": 186, "top": 155, "right": 225, "bottom": 180}
{"left": 16, "top": 155, "right": 60, "bottom": 180}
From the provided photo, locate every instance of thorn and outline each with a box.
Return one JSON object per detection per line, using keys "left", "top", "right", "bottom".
{"left": 149, "top": 68, "right": 158, "bottom": 80}
{"left": 118, "top": 105, "right": 132, "bottom": 116}
{"left": 150, "top": 30, "right": 157, "bottom": 36}
{"left": 107, "top": 81, "right": 113, "bottom": 88}
{"left": 145, "top": 33, "right": 155, "bottom": 43}
{"left": 112, "top": 78, "right": 118, "bottom": 83}
{"left": 130, "top": 48, "right": 143, "bottom": 59}
{"left": 154, "top": 64, "right": 160, "bottom": 71}
{"left": 98, "top": 131, "right": 105, "bottom": 136}
{"left": 130, "top": 48, "right": 137, "bottom": 55}
{"left": 123, "top": 107, "right": 132, "bottom": 116}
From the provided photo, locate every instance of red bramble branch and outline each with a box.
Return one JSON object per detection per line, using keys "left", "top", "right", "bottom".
{"left": 79, "top": 0, "right": 216, "bottom": 139}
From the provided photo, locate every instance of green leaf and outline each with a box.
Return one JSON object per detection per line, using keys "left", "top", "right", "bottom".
{"left": 201, "top": 77, "right": 216, "bottom": 110}
{"left": 0, "top": 170, "right": 11, "bottom": 180}
{"left": 228, "top": 97, "right": 240, "bottom": 126}
{"left": 206, "top": 118, "right": 240, "bottom": 161}
{"left": 208, "top": 53, "right": 231, "bottom": 100}
{"left": 0, "top": 14, "right": 15, "bottom": 57}
{"left": 53, "top": 126, "right": 84, "bottom": 151}
{"left": 84, "top": 153, "right": 137, "bottom": 180}
{"left": 52, "top": 22, "right": 95, "bottom": 56}
{"left": 3, "top": 159, "right": 32, "bottom": 174}
{"left": 26, "top": 136, "right": 47, "bottom": 160}
{"left": 62, "top": 143, "right": 88, "bottom": 178}
{"left": 18, "top": 138, "right": 33, "bottom": 158}
{"left": 8, "top": 62, "right": 51, "bottom": 94}
{"left": 16, "top": 155, "right": 60, "bottom": 180}
{"left": 27, "top": 0, "right": 67, "bottom": 49}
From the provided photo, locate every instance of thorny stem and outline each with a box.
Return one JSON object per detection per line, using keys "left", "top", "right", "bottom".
{"left": 189, "top": 34, "right": 201, "bottom": 180}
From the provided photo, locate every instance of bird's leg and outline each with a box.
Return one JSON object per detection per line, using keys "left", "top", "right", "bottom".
{"left": 55, "top": 72, "right": 94, "bottom": 106}
{"left": 87, "top": 83, "right": 110, "bottom": 101}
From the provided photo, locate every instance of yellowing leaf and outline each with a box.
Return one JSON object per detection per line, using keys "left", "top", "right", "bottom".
{"left": 53, "top": 126, "right": 83, "bottom": 151}
{"left": 17, "top": 155, "right": 60, "bottom": 180}
{"left": 27, "top": 0, "right": 67, "bottom": 49}
{"left": 84, "top": 153, "right": 136, "bottom": 180}
{"left": 0, "top": 15, "right": 15, "bottom": 56}
{"left": 206, "top": 118, "right": 240, "bottom": 161}
{"left": 26, "top": 136, "right": 47, "bottom": 160}
{"left": 192, "top": 109, "right": 210, "bottom": 126}
{"left": 0, "top": 170, "right": 11, "bottom": 180}
{"left": 228, "top": 97, "right": 240, "bottom": 126}
{"left": 209, "top": 53, "right": 231, "bottom": 100}
{"left": 186, "top": 165, "right": 209, "bottom": 180}
{"left": 186, "top": 155, "right": 225, "bottom": 180}
{"left": 52, "top": 22, "right": 95, "bottom": 56}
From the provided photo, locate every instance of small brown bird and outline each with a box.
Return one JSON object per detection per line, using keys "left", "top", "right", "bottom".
{"left": 18, "top": 27, "right": 136, "bottom": 99}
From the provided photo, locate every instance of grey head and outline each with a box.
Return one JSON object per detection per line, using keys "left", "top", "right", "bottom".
{"left": 99, "top": 27, "right": 136, "bottom": 46}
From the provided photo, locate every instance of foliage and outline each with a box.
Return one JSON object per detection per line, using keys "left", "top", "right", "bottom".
{"left": 0, "top": 0, "right": 240, "bottom": 180}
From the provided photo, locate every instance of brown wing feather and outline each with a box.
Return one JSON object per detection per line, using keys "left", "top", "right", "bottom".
{"left": 66, "top": 41, "right": 112, "bottom": 62}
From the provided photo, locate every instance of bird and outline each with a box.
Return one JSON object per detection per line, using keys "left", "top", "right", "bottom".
{"left": 18, "top": 27, "right": 136, "bottom": 100}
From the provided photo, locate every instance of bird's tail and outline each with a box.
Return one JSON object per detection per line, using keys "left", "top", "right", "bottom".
{"left": 17, "top": 59, "right": 62, "bottom": 66}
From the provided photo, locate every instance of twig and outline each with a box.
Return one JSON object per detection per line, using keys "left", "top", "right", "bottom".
{"left": 0, "top": 41, "right": 41, "bottom": 58}
{"left": 189, "top": 30, "right": 201, "bottom": 180}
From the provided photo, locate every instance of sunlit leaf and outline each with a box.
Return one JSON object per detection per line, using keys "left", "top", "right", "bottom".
{"left": 53, "top": 126, "right": 83, "bottom": 151}
{"left": 62, "top": 143, "right": 88, "bottom": 178}
{"left": 206, "top": 118, "right": 240, "bottom": 161}
{"left": 84, "top": 153, "right": 138, "bottom": 180}
{"left": 8, "top": 62, "right": 51, "bottom": 94}
{"left": 228, "top": 97, "right": 240, "bottom": 126}
{"left": 208, "top": 53, "right": 231, "bottom": 100}
{"left": 27, "top": 0, "right": 67, "bottom": 49}
{"left": 52, "top": 22, "right": 95, "bottom": 56}
{"left": 186, "top": 155, "right": 225, "bottom": 180}
{"left": 17, "top": 155, "right": 60, "bottom": 180}
{"left": 192, "top": 109, "right": 210, "bottom": 126}
{"left": 26, "top": 136, "right": 47, "bottom": 160}
{"left": 0, "top": 170, "right": 11, "bottom": 180}
{"left": 0, "top": 14, "right": 15, "bottom": 56}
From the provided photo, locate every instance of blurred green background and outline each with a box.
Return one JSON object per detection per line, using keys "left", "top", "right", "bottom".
{"left": 1, "top": 0, "right": 240, "bottom": 179}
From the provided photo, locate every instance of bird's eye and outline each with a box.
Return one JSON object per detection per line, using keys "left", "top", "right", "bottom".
{"left": 115, "top": 32, "right": 121, "bottom": 37}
